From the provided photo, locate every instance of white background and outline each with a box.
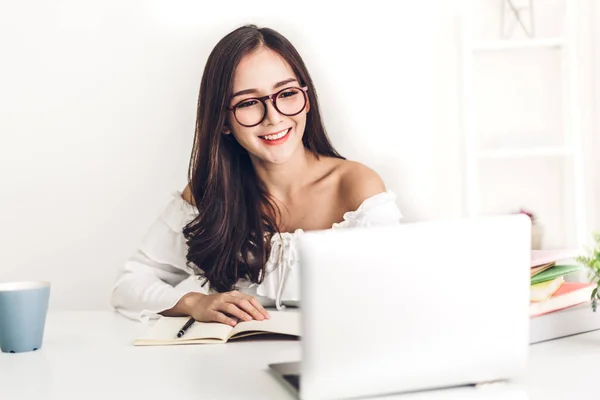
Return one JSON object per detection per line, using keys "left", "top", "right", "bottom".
{"left": 1, "top": 0, "right": 598, "bottom": 310}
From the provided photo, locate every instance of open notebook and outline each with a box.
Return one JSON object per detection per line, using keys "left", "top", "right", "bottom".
{"left": 134, "top": 310, "right": 300, "bottom": 346}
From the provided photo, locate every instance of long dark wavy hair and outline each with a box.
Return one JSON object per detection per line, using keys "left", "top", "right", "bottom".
{"left": 183, "top": 25, "right": 343, "bottom": 293}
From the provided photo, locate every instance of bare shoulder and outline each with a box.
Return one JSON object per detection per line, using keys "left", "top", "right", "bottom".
{"left": 182, "top": 184, "right": 196, "bottom": 206}
{"left": 335, "top": 160, "right": 386, "bottom": 211}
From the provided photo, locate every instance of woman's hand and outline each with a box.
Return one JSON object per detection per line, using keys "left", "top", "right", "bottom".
{"left": 179, "top": 291, "right": 270, "bottom": 327}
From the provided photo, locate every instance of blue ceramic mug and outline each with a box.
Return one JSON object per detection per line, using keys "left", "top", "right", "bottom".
{"left": 0, "top": 281, "right": 50, "bottom": 353}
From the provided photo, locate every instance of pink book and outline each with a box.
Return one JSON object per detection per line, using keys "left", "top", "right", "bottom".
{"left": 530, "top": 282, "right": 595, "bottom": 318}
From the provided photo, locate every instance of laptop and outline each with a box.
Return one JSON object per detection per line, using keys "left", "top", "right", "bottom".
{"left": 269, "top": 214, "right": 531, "bottom": 400}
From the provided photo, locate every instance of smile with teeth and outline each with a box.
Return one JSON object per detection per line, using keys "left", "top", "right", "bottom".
{"left": 260, "top": 128, "right": 290, "bottom": 141}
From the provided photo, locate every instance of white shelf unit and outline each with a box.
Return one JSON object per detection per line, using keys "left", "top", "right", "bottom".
{"left": 460, "top": 0, "right": 587, "bottom": 249}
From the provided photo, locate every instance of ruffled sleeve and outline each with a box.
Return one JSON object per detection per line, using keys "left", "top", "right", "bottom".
{"left": 332, "top": 190, "right": 403, "bottom": 228}
{"left": 110, "top": 192, "right": 208, "bottom": 322}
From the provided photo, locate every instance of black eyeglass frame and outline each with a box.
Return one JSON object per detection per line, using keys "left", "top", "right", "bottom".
{"left": 227, "top": 86, "right": 309, "bottom": 128}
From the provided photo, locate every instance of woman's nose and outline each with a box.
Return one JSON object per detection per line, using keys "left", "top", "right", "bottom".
{"left": 263, "top": 99, "right": 283, "bottom": 125}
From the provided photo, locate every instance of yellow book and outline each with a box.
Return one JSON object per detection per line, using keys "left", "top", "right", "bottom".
{"left": 530, "top": 276, "right": 565, "bottom": 302}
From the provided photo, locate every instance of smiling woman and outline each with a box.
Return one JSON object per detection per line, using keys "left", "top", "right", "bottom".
{"left": 110, "top": 25, "right": 403, "bottom": 326}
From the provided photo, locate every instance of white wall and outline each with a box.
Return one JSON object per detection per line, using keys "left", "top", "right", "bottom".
{"left": 1, "top": 1, "right": 598, "bottom": 311}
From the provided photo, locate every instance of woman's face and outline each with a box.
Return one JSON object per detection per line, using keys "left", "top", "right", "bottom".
{"left": 225, "top": 47, "right": 309, "bottom": 165}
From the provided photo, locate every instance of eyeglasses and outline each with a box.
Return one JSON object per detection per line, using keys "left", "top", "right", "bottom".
{"left": 227, "top": 86, "right": 309, "bottom": 128}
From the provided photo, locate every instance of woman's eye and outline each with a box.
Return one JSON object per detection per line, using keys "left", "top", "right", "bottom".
{"left": 280, "top": 91, "right": 297, "bottom": 98}
{"left": 238, "top": 100, "right": 258, "bottom": 108}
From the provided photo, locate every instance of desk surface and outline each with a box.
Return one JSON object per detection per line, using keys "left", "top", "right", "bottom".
{"left": 0, "top": 311, "right": 597, "bottom": 400}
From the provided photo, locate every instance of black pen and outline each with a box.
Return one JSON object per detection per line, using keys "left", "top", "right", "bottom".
{"left": 177, "top": 317, "right": 195, "bottom": 338}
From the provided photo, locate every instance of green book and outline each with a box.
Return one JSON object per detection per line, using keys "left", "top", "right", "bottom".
{"left": 530, "top": 264, "right": 582, "bottom": 285}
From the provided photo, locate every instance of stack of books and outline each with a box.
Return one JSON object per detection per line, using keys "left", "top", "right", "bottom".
{"left": 529, "top": 250, "right": 600, "bottom": 344}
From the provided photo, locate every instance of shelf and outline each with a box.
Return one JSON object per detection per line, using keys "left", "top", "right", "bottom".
{"left": 477, "top": 146, "right": 572, "bottom": 160}
{"left": 460, "top": 1, "right": 587, "bottom": 248}
{"left": 471, "top": 37, "right": 564, "bottom": 52}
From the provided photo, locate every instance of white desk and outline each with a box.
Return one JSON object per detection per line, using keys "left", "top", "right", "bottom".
{"left": 0, "top": 311, "right": 597, "bottom": 400}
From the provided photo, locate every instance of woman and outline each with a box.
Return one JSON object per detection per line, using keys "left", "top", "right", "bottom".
{"left": 111, "top": 25, "right": 402, "bottom": 325}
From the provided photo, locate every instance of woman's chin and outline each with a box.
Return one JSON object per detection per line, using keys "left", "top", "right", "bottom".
{"left": 260, "top": 152, "right": 294, "bottom": 165}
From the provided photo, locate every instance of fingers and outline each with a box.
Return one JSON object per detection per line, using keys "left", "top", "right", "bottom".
{"left": 229, "top": 291, "right": 270, "bottom": 320}
{"left": 248, "top": 297, "right": 270, "bottom": 320}
{"left": 228, "top": 297, "right": 265, "bottom": 321}
{"left": 221, "top": 303, "right": 252, "bottom": 322}
{"left": 210, "top": 311, "right": 238, "bottom": 327}
{"left": 194, "top": 292, "right": 270, "bottom": 326}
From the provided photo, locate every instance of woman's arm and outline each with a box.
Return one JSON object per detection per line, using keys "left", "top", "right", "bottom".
{"left": 110, "top": 249, "right": 205, "bottom": 321}
{"left": 110, "top": 191, "right": 206, "bottom": 321}
{"left": 110, "top": 188, "right": 269, "bottom": 324}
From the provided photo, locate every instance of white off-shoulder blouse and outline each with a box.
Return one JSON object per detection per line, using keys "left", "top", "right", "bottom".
{"left": 110, "top": 191, "right": 403, "bottom": 321}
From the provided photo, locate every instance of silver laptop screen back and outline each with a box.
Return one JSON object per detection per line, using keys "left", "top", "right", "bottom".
{"left": 297, "top": 215, "right": 530, "bottom": 400}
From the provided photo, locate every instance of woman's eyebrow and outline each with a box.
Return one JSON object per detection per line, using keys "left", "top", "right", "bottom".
{"left": 231, "top": 78, "right": 298, "bottom": 98}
